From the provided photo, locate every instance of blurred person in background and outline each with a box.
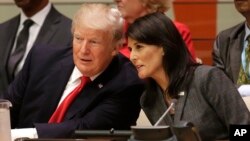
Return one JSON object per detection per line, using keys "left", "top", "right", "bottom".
{"left": 0, "top": 0, "right": 72, "bottom": 97}
{"left": 114, "top": 0, "right": 200, "bottom": 63}
{"left": 212, "top": 0, "right": 250, "bottom": 96}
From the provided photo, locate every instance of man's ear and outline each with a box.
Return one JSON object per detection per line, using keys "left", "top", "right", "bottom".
{"left": 111, "top": 43, "right": 120, "bottom": 56}
{"left": 113, "top": 39, "right": 123, "bottom": 54}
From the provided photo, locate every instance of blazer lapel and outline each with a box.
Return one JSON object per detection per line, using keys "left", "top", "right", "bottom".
{"left": 64, "top": 55, "right": 121, "bottom": 120}
{"left": 142, "top": 87, "right": 174, "bottom": 126}
{"left": 229, "top": 31, "right": 245, "bottom": 82}
{"left": 34, "top": 6, "right": 60, "bottom": 45}
{"left": 37, "top": 56, "right": 74, "bottom": 121}
{"left": 141, "top": 87, "right": 188, "bottom": 126}
{"left": 174, "top": 91, "right": 188, "bottom": 122}
{"left": 2, "top": 16, "right": 20, "bottom": 70}
{"left": 64, "top": 80, "right": 105, "bottom": 120}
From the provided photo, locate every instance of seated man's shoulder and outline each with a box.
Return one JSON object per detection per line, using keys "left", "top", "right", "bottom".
{"left": 0, "top": 15, "right": 19, "bottom": 31}
{"left": 217, "top": 22, "right": 245, "bottom": 38}
{"left": 112, "top": 54, "right": 145, "bottom": 86}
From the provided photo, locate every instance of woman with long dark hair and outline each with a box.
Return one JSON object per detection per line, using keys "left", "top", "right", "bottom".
{"left": 127, "top": 12, "right": 250, "bottom": 141}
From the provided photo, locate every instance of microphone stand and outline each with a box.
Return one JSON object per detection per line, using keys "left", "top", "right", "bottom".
{"left": 154, "top": 100, "right": 176, "bottom": 126}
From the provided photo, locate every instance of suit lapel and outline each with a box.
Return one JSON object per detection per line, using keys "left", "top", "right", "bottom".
{"left": 37, "top": 56, "right": 74, "bottom": 121}
{"left": 64, "top": 55, "right": 120, "bottom": 120}
{"left": 141, "top": 85, "right": 189, "bottom": 126}
{"left": 229, "top": 31, "right": 245, "bottom": 82}
{"left": 174, "top": 91, "right": 188, "bottom": 122}
{"left": 64, "top": 80, "right": 104, "bottom": 120}
{"left": 142, "top": 87, "right": 174, "bottom": 126}
{"left": 2, "top": 16, "right": 20, "bottom": 71}
{"left": 34, "top": 6, "right": 60, "bottom": 45}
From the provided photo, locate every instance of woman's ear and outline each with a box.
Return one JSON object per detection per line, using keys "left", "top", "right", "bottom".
{"left": 161, "top": 48, "right": 165, "bottom": 56}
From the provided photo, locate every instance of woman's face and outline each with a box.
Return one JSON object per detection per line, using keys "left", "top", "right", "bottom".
{"left": 114, "top": 0, "right": 148, "bottom": 24}
{"left": 128, "top": 37, "right": 165, "bottom": 79}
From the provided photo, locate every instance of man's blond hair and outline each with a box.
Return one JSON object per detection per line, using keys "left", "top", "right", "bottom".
{"left": 72, "top": 3, "right": 124, "bottom": 43}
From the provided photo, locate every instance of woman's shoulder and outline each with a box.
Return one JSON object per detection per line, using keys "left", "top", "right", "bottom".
{"left": 194, "top": 65, "right": 222, "bottom": 74}
{"left": 193, "top": 65, "right": 228, "bottom": 81}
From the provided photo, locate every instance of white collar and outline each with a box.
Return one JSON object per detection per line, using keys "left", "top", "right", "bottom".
{"left": 70, "top": 66, "right": 101, "bottom": 83}
{"left": 244, "top": 22, "right": 250, "bottom": 41}
{"left": 20, "top": 2, "right": 51, "bottom": 27}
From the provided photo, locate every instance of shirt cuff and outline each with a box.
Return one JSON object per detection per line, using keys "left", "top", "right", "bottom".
{"left": 11, "top": 128, "right": 38, "bottom": 141}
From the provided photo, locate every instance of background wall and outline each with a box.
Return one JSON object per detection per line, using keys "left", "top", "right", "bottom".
{"left": 0, "top": 0, "right": 245, "bottom": 64}
{"left": 0, "top": 0, "right": 112, "bottom": 22}
{"left": 173, "top": 0, "right": 244, "bottom": 64}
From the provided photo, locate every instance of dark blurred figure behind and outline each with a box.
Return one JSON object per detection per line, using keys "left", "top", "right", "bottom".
{"left": 0, "top": 0, "right": 72, "bottom": 97}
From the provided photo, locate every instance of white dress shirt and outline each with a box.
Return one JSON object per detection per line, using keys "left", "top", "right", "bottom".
{"left": 11, "top": 66, "right": 100, "bottom": 140}
{"left": 238, "top": 23, "right": 250, "bottom": 97}
{"left": 12, "top": 3, "right": 51, "bottom": 75}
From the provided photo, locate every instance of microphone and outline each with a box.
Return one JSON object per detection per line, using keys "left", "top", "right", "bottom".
{"left": 154, "top": 99, "right": 177, "bottom": 126}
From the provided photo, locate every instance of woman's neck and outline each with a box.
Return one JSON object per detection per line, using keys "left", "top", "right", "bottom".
{"left": 153, "top": 69, "right": 169, "bottom": 92}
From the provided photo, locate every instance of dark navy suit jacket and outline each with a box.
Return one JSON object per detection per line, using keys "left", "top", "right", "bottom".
{"left": 0, "top": 6, "right": 72, "bottom": 97}
{"left": 4, "top": 44, "right": 145, "bottom": 138}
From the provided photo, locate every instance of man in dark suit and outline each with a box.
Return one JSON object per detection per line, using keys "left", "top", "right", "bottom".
{"left": 212, "top": 0, "right": 250, "bottom": 96}
{"left": 4, "top": 3, "right": 144, "bottom": 140}
{"left": 0, "top": 0, "right": 72, "bottom": 97}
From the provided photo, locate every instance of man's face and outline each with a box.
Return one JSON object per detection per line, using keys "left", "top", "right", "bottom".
{"left": 234, "top": 0, "right": 250, "bottom": 17}
{"left": 72, "top": 25, "right": 117, "bottom": 77}
{"left": 14, "top": 0, "right": 43, "bottom": 9}
{"left": 14, "top": 0, "right": 31, "bottom": 8}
